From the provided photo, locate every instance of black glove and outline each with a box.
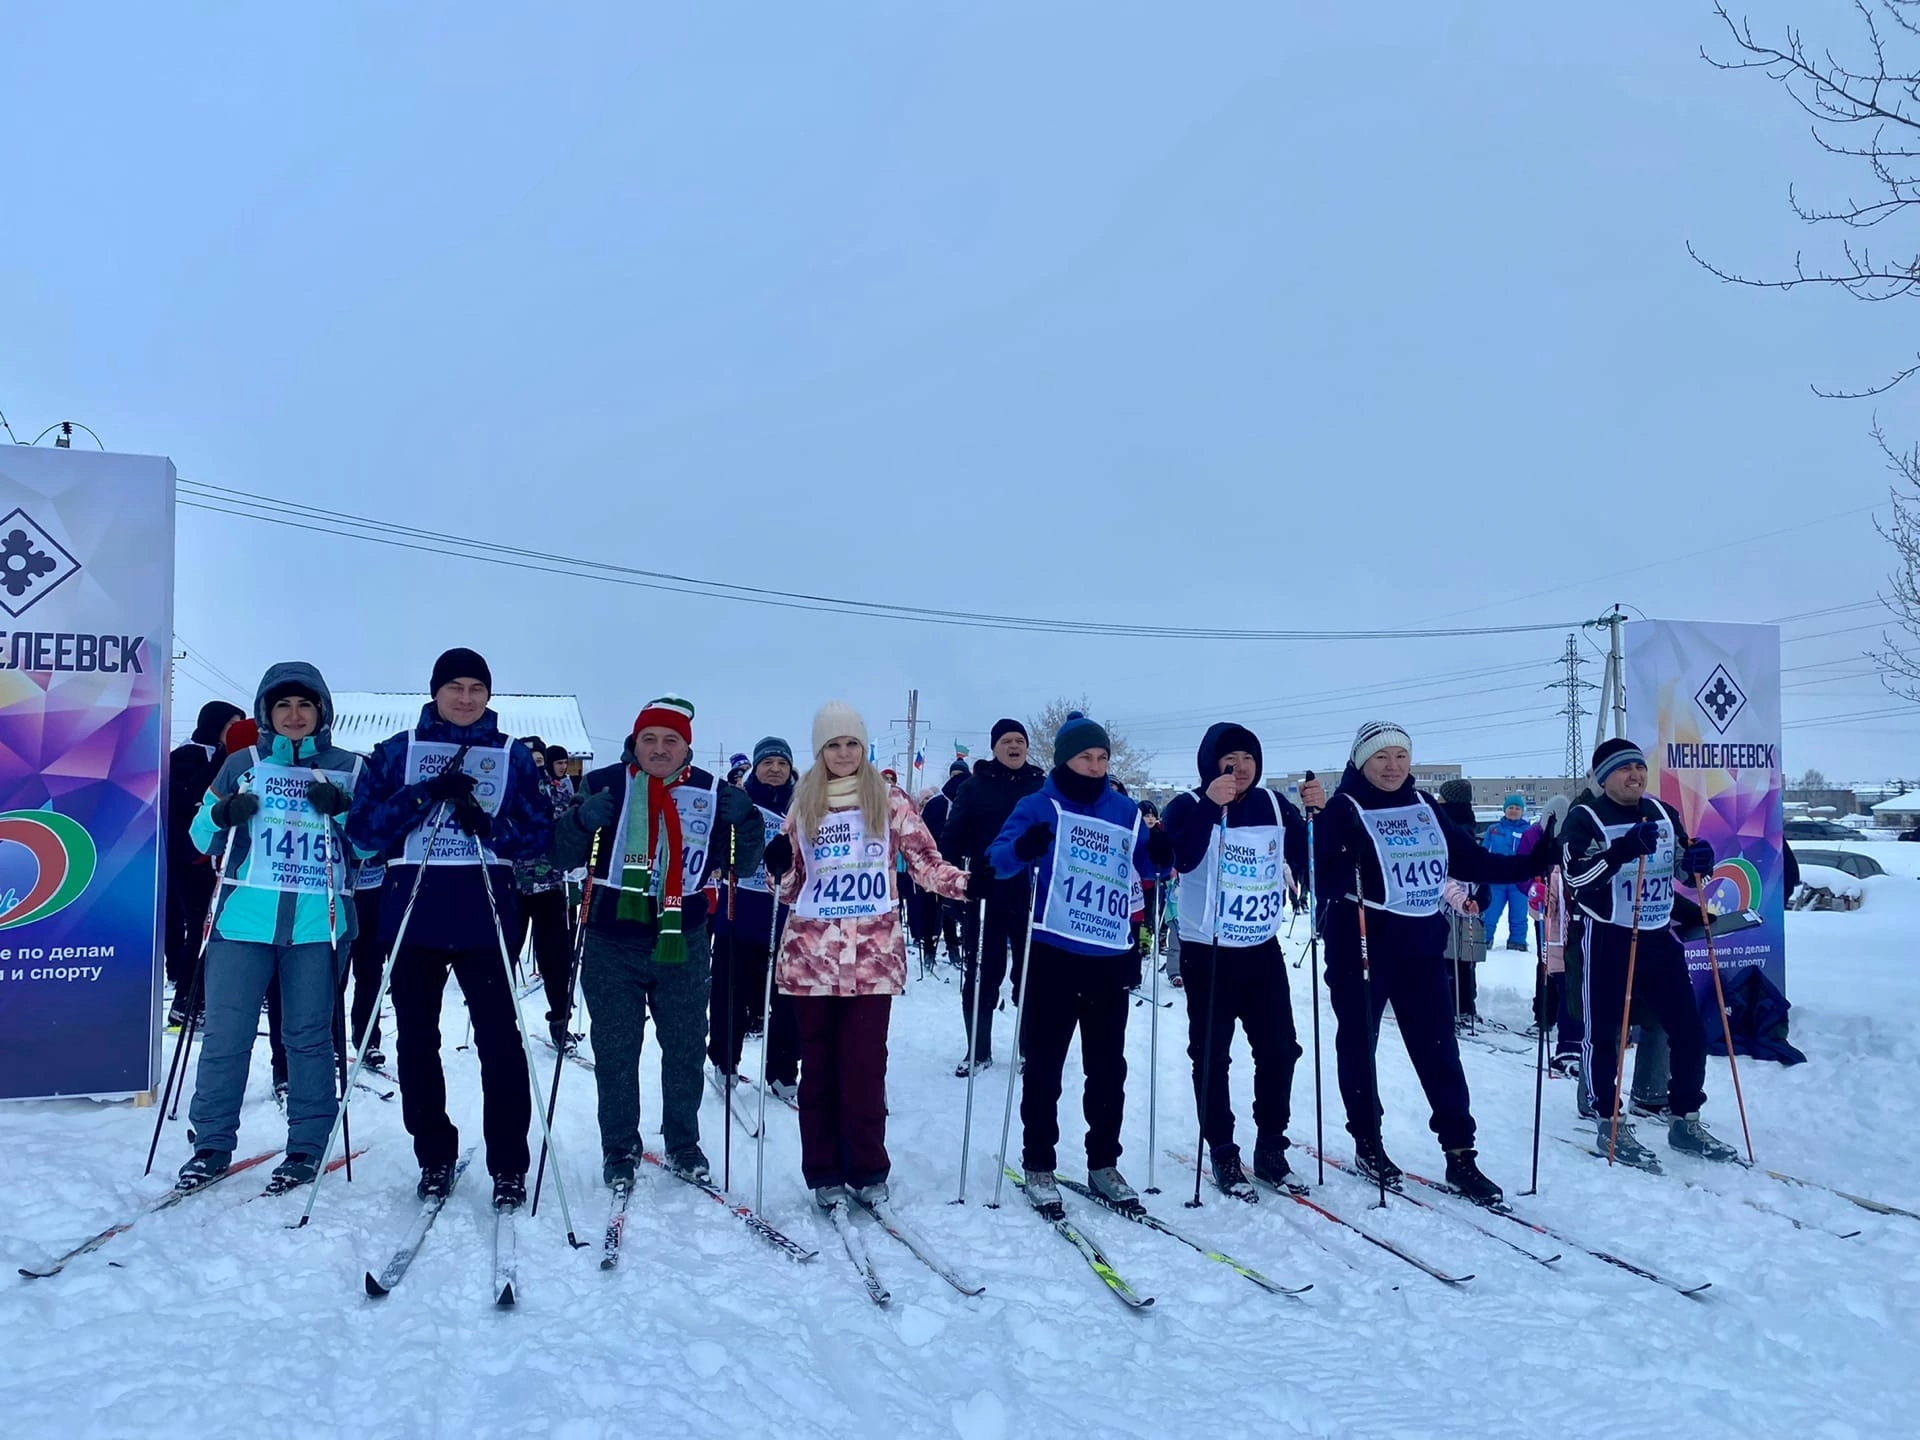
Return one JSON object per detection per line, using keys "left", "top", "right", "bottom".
{"left": 1682, "top": 839, "right": 1714, "bottom": 877}
{"left": 763, "top": 833, "right": 794, "bottom": 881}
{"left": 1530, "top": 841, "right": 1559, "bottom": 877}
{"left": 1146, "top": 824, "right": 1175, "bottom": 869}
{"left": 1606, "top": 821, "right": 1660, "bottom": 864}
{"left": 574, "top": 786, "right": 619, "bottom": 831}
{"left": 306, "top": 779, "right": 351, "bottom": 817}
{"left": 211, "top": 792, "right": 260, "bottom": 828}
{"left": 423, "top": 767, "right": 477, "bottom": 806}
{"left": 453, "top": 800, "right": 491, "bottom": 841}
{"left": 1012, "top": 822, "right": 1054, "bottom": 862}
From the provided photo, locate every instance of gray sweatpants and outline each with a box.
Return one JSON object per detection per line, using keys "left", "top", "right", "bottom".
{"left": 579, "top": 924, "right": 710, "bottom": 1160}
{"left": 189, "top": 939, "right": 340, "bottom": 1157}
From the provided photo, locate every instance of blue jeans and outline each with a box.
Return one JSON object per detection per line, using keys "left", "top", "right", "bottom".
{"left": 1486, "top": 884, "right": 1529, "bottom": 946}
{"left": 189, "top": 940, "right": 341, "bottom": 1156}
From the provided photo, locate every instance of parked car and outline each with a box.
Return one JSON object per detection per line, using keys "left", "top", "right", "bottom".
{"left": 1784, "top": 819, "right": 1857, "bottom": 841}
{"left": 1794, "top": 847, "right": 1887, "bottom": 879}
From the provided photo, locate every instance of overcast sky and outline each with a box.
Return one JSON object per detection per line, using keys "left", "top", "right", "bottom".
{"left": 6, "top": 2, "right": 1917, "bottom": 785}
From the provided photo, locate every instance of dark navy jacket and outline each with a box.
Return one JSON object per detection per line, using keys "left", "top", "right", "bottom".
{"left": 1161, "top": 722, "right": 1310, "bottom": 886}
{"left": 712, "top": 773, "right": 792, "bottom": 944}
{"left": 347, "top": 705, "right": 554, "bottom": 952}
{"left": 1313, "top": 763, "right": 1534, "bottom": 970}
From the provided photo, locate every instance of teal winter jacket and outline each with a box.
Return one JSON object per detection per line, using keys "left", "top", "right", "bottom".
{"left": 190, "top": 661, "right": 363, "bottom": 949}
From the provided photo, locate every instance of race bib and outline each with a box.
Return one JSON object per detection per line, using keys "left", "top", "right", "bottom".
{"left": 1036, "top": 804, "right": 1139, "bottom": 950}
{"left": 245, "top": 760, "right": 349, "bottom": 895}
{"left": 1355, "top": 800, "right": 1448, "bottom": 917}
{"left": 736, "top": 804, "right": 785, "bottom": 894}
{"left": 672, "top": 778, "right": 720, "bottom": 887}
{"left": 793, "top": 808, "right": 892, "bottom": 921}
{"left": 1177, "top": 821, "right": 1286, "bottom": 948}
{"left": 1589, "top": 807, "right": 1675, "bottom": 927}
{"left": 402, "top": 741, "right": 509, "bottom": 866}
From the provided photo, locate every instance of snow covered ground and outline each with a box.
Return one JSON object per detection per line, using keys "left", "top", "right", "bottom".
{"left": 7, "top": 892, "right": 1920, "bottom": 1440}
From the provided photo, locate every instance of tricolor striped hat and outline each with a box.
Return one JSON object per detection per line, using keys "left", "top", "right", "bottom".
{"left": 633, "top": 695, "right": 696, "bottom": 744}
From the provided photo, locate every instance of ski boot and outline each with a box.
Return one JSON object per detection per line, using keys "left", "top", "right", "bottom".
{"left": 1443, "top": 1148, "right": 1504, "bottom": 1207}
{"left": 1548, "top": 1053, "right": 1580, "bottom": 1079}
{"left": 666, "top": 1145, "right": 712, "bottom": 1184}
{"left": 1595, "top": 1116, "right": 1662, "bottom": 1172}
{"left": 266, "top": 1153, "right": 320, "bottom": 1193}
{"left": 492, "top": 1173, "right": 527, "bottom": 1212}
{"left": 813, "top": 1183, "right": 849, "bottom": 1211}
{"left": 1251, "top": 1140, "right": 1296, "bottom": 1194}
{"left": 175, "top": 1149, "right": 233, "bottom": 1193}
{"left": 953, "top": 1054, "right": 992, "bottom": 1079}
{"left": 1088, "top": 1167, "right": 1144, "bottom": 1215}
{"left": 1629, "top": 1095, "right": 1672, "bottom": 1122}
{"left": 770, "top": 1080, "right": 799, "bottom": 1104}
{"left": 1211, "top": 1149, "right": 1258, "bottom": 1203}
{"left": 851, "top": 1180, "right": 890, "bottom": 1208}
{"left": 1669, "top": 1112, "right": 1742, "bottom": 1164}
{"left": 363, "top": 1048, "right": 387, "bottom": 1071}
{"left": 417, "top": 1160, "right": 456, "bottom": 1201}
{"left": 272, "top": 1080, "right": 289, "bottom": 1113}
{"left": 1022, "top": 1170, "right": 1065, "bottom": 1219}
{"left": 1353, "top": 1135, "right": 1404, "bottom": 1190}
{"left": 603, "top": 1151, "right": 638, "bottom": 1190}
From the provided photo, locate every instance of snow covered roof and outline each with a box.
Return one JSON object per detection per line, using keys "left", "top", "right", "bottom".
{"left": 1870, "top": 789, "right": 1920, "bottom": 813}
{"left": 325, "top": 692, "right": 594, "bottom": 762}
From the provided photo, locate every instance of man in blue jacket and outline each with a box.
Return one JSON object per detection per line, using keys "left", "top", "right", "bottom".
{"left": 989, "top": 712, "right": 1174, "bottom": 1216}
{"left": 346, "top": 648, "right": 555, "bottom": 1210}
{"left": 1484, "top": 794, "right": 1531, "bottom": 951}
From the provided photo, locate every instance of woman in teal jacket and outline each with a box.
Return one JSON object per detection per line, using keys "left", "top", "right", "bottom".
{"left": 177, "top": 661, "right": 363, "bottom": 1193}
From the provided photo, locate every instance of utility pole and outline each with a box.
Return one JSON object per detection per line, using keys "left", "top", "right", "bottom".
{"left": 1546, "top": 634, "right": 1596, "bottom": 781}
{"left": 903, "top": 689, "right": 919, "bottom": 797}
{"left": 1585, "top": 607, "right": 1629, "bottom": 750}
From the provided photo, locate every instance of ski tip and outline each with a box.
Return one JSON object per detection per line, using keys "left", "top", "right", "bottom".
{"left": 19, "top": 1265, "right": 53, "bottom": 1280}
{"left": 364, "top": 1273, "right": 390, "bottom": 1298}
{"left": 495, "top": 1284, "right": 516, "bottom": 1308}
{"left": 599, "top": 1256, "right": 620, "bottom": 1272}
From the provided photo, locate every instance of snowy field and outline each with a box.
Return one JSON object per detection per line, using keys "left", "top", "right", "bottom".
{"left": 7, "top": 873, "right": 1920, "bottom": 1440}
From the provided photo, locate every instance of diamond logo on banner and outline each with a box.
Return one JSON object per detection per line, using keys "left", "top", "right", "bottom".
{"left": 0, "top": 509, "right": 81, "bottom": 618}
{"left": 1694, "top": 664, "right": 1748, "bottom": 735}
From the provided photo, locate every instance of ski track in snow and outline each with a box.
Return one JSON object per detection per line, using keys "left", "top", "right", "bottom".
{"left": 9, "top": 864, "right": 1920, "bottom": 1439}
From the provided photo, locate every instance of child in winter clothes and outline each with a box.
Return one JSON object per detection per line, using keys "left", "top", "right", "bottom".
{"left": 987, "top": 712, "right": 1174, "bottom": 1215}
{"left": 178, "top": 662, "right": 361, "bottom": 1194}
{"left": 763, "top": 702, "right": 969, "bottom": 1207}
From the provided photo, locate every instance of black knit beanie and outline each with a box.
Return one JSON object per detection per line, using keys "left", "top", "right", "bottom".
{"left": 430, "top": 647, "right": 492, "bottom": 695}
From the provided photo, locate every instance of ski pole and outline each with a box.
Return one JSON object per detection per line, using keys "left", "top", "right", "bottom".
{"left": 1694, "top": 870, "right": 1756, "bottom": 1165}
{"left": 315, "top": 773, "right": 353, "bottom": 1184}
{"left": 532, "top": 830, "right": 597, "bottom": 1216}
{"left": 753, "top": 853, "right": 783, "bottom": 1218}
{"left": 298, "top": 793, "right": 461, "bottom": 1227}
{"left": 1607, "top": 855, "right": 1647, "bottom": 1167}
{"left": 722, "top": 839, "right": 737, "bottom": 1194}
{"left": 1355, "top": 864, "right": 1386, "bottom": 1209}
{"left": 480, "top": 836, "right": 584, "bottom": 1246}
{"left": 1305, "top": 772, "right": 1324, "bottom": 1189}
{"left": 1145, "top": 878, "right": 1162, "bottom": 1194}
{"left": 1523, "top": 882, "right": 1549, "bottom": 1197}
{"left": 146, "top": 819, "right": 241, "bottom": 1174}
{"left": 955, "top": 859, "right": 988, "bottom": 1204}
{"left": 988, "top": 869, "right": 1039, "bottom": 1209}
{"left": 1187, "top": 806, "right": 1228, "bottom": 1209}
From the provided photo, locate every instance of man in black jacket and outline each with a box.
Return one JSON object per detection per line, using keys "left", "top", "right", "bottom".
{"left": 921, "top": 758, "right": 970, "bottom": 964}
{"left": 165, "top": 699, "right": 245, "bottom": 1025}
{"left": 939, "top": 720, "right": 1044, "bottom": 1075}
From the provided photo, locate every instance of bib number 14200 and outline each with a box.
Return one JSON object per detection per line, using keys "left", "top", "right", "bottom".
{"left": 808, "top": 870, "right": 888, "bottom": 906}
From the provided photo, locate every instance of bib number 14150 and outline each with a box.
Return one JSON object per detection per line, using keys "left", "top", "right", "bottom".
{"left": 259, "top": 827, "right": 339, "bottom": 866}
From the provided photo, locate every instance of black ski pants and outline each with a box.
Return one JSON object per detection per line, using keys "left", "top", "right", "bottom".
{"left": 511, "top": 887, "right": 575, "bottom": 1027}
{"left": 390, "top": 943, "right": 532, "bottom": 1179}
{"left": 1579, "top": 921, "right": 1707, "bottom": 1118}
{"left": 1018, "top": 940, "right": 1134, "bottom": 1173}
{"left": 164, "top": 861, "right": 218, "bottom": 1013}
{"left": 348, "top": 887, "right": 385, "bottom": 1054}
{"left": 1181, "top": 937, "right": 1300, "bottom": 1160}
{"left": 960, "top": 888, "right": 1029, "bottom": 1064}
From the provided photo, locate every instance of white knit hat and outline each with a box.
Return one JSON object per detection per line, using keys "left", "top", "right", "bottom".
{"left": 811, "top": 700, "right": 870, "bottom": 757}
{"left": 1350, "top": 719, "right": 1412, "bottom": 768}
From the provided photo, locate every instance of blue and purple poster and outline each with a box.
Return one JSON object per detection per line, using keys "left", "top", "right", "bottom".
{"left": 1625, "top": 619, "right": 1786, "bottom": 1015}
{"left": 0, "top": 448, "right": 174, "bottom": 1099}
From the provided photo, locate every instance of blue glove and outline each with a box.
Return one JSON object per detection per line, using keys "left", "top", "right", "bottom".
{"left": 1682, "top": 839, "right": 1713, "bottom": 876}
{"left": 1628, "top": 821, "right": 1661, "bottom": 856}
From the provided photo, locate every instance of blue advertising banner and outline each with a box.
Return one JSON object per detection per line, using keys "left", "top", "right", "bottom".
{"left": 0, "top": 449, "right": 175, "bottom": 1099}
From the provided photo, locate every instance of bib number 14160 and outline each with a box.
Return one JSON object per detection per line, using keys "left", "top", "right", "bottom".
{"left": 1059, "top": 877, "right": 1128, "bottom": 920}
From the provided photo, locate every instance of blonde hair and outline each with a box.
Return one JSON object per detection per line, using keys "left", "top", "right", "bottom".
{"left": 792, "top": 748, "right": 891, "bottom": 844}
